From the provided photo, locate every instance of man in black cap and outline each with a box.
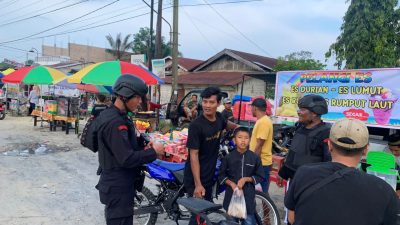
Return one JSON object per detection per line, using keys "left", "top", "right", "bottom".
{"left": 278, "top": 94, "right": 331, "bottom": 183}
{"left": 249, "top": 98, "right": 273, "bottom": 193}
{"left": 221, "top": 98, "right": 234, "bottom": 122}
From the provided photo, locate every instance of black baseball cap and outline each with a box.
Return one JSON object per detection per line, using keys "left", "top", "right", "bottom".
{"left": 251, "top": 98, "right": 267, "bottom": 108}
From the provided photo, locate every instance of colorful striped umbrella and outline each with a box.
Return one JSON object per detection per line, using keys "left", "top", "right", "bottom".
{"left": 2, "top": 68, "right": 15, "bottom": 75}
{"left": 67, "top": 61, "right": 164, "bottom": 85}
{"left": 55, "top": 78, "right": 111, "bottom": 94}
{"left": 1, "top": 66, "right": 66, "bottom": 84}
{"left": 77, "top": 84, "right": 111, "bottom": 94}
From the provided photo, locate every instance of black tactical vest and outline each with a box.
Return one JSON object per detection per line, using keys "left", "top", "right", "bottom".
{"left": 95, "top": 109, "right": 139, "bottom": 170}
{"left": 284, "top": 122, "right": 331, "bottom": 171}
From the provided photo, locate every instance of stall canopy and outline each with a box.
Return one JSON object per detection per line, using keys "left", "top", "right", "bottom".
{"left": 1, "top": 66, "right": 66, "bottom": 85}
{"left": 67, "top": 61, "right": 164, "bottom": 85}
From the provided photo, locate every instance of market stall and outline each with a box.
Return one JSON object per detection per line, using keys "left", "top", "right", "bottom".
{"left": 0, "top": 66, "right": 83, "bottom": 134}
{"left": 67, "top": 60, "right": 165, "bottom": 132}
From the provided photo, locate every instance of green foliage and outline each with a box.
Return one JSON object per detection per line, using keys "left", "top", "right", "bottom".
{"left": 132, "top": 27, "right": 182, "bottom": 58}
{"left": 106, "top": 33, "right": 133, "bottom": 60}
{"left": 273, "top": 51, "right": 326, "bottom": 71}
{"left": 326, "top": 0, "right": 400, "bottom": 69}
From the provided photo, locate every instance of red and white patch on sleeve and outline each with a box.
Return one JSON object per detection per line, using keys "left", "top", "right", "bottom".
{"left": 118, "top": 125, "right": 128, "bottom": 131}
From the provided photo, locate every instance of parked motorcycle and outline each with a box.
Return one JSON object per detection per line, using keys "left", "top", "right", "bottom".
{"left": 133, "top": 131, "right": 281, "bottom": 225}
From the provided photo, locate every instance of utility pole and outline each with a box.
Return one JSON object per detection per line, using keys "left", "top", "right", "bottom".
{"left": 155, "top": 0, "right": 163, "bottom": 104}
{"left": 155, "top": 0, "right": 163, "bottom": 59}
{"left": 171, "top": 0, "right": 179, "bottom": 102}
{"left": 166, "top": 0, "right": 179, "bottom": 121}
{"left": 148, "top": 0, "right": 154, "bottom": 71}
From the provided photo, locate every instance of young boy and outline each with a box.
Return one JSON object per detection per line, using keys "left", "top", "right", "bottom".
{"left": 219, "top": 127, "right": 265, "bottom": 225}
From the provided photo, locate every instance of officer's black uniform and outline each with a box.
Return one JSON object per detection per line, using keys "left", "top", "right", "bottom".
{"left": 279, "top": 122, "right": 331, "bottom": 180}
{"left": 95, "top": 105, "right": 157, "bottom": 225}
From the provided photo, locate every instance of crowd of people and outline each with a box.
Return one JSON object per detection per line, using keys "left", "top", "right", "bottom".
{"left": 87, "top": 75, "right": 399, "bottom": 225}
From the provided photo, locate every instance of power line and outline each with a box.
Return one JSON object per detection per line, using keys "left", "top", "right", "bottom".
{"left": 180, "top": 0, "right": 262, "bottom": 7}
{"left": 0, "top": 0, "right": 259, "bottom": 45}
{"left": 201, "top": 0, "right": 271, "bottom": 56}
{"left": 65, "top": 3, "right": 152, "bottom": 29}
{"left": 65, "top": 2, "right": 147, "bottom": 26}
{"left": 0, "top": 0, "right": 72, "bottom": 24}
{"left": 0, "top": 45, "right": 84, "bottom": 62}
{"left": 182, "top": 8, "right": 217, "bottom": 51}
{"left": 0, "top": 0, "right": 19, "bottom": 10}
{"left": 5, "top": 0, "right": 44, "bottom": 14}
{"left": 0, "top": 0, "right": 88, "bottom": 27}
{"left": 0, "top": 0, "right": 120, "bottom": 44}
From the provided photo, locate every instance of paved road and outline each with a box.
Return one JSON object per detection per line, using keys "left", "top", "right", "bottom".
{"left": 0, "top": 116, "right": 285, "bottom": 225}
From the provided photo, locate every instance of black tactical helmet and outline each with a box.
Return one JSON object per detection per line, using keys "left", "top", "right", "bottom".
{"left": 113, "top": 74, "right": 148, "bottom": 99}
{"left": 298, "top": 94, "right": 328, "bottom": 115}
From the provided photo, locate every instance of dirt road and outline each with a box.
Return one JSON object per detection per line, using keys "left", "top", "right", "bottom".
{"left": 0, "top": 116, "right": 285, "bottom": 225}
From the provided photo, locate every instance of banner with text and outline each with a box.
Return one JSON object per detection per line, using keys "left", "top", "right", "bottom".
{"left": 275, "top": 69, "right": 400, "bottom": 129}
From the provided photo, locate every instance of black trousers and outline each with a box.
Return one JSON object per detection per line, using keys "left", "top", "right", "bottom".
{"left": 106, "top": 215, "right": 133, "bottom": 225}
{"left": 28, "top": 103, "right": 35, "bottom": 116}
{"left": 97, "top": 185, "right": 135, "bottom": 225}
{"left": 186, "top": 185, "right": 214, "bottom": 225}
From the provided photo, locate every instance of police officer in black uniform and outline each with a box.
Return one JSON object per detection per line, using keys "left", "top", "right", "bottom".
{"left": 278, "top": 94, "right": 331, "bottom": 182}
{"left": 95, "top": 74, "right": 165, "bottom": 225}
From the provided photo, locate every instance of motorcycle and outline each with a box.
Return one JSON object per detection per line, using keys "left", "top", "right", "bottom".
{"left": 272, "top": 124, "right": 297, "bottom": 155}
{"left": 133, "top": 131, "right": 281, "bottom": 225}
{"left": 0, "top": 100, "right": 6, "bottom": 120}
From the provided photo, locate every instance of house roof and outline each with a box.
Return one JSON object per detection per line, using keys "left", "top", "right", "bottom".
{"left": 163, "top": 71, "right": 249, "bottom": 86}
{"left": 228, "top": 49, "right": 277, "bottom": 70}
{"left": 164, "top": 56, "right": 204, "bottom": 71}
{"left": 192, "top": 49, "right": 277, "bottom": 72}
{"left": 177, "top": 58, "right": 204, "bottom": 71}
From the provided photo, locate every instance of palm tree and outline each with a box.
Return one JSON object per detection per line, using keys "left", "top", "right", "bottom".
{"left": 106, "top": 33, "right": 133, "bottom": 60}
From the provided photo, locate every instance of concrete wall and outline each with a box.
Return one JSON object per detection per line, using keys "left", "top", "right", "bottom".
{"left": 42, "top": 44, "right": 118, "bottom": 63}
{"left": 235, "top": 78, "right": 266, "bottom": 97}
{"left": 68, "top": 43, "right": 115, "bottom": 63}
{"left": 43, "top": 45, "right": 68, "bottom": 57}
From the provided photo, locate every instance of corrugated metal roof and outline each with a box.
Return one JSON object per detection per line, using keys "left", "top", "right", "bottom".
{"left": 228, "top": 49, "right": 277, "bottom": 70}
{"left": 177, "top": 58, "right": 204, "bottom": 71}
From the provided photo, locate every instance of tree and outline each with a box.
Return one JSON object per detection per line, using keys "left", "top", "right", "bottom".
{"left": 106, "top": 33, "right": 133, "bottom": 60}
{"left": 132, "top": 27, "right": 181, "bottom": 58}
{"left": 326, "top": 0, "right": 400, "bottom": 69}
{"left": 273, "top": 51, "right": 326, "bottom": 71}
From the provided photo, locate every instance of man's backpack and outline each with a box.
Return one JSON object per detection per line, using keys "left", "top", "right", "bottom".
{"left": 80, "top": 116, "right": 99, "bottom": 152}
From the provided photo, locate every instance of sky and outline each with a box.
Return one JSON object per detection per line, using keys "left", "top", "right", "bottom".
{"left": 0, "top": 0, "right": 349, "bottom": 68}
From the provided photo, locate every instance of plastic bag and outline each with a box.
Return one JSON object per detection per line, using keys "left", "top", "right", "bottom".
{"left": 227, "top": 188, "right": 247, "bottom": 219}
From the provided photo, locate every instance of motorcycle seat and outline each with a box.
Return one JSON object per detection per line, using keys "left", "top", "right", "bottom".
{"left": 152, "top": 159, "right": 185, "bottom": 172}
{"left": 173, "top": 170, "right": 184, "bottom": 184}
{"left": 177, "top": 197, "right": 222, "bottom": 214}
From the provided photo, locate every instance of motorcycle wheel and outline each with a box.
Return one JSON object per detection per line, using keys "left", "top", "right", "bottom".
{"left": 0, "top": 111, "right": 5, "bottom": 120}
{"left": 134, "top": 186, "right": 158, "bottom": 225}
{"left": 254, "top": 191, "right": 281, "bottom": 225}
